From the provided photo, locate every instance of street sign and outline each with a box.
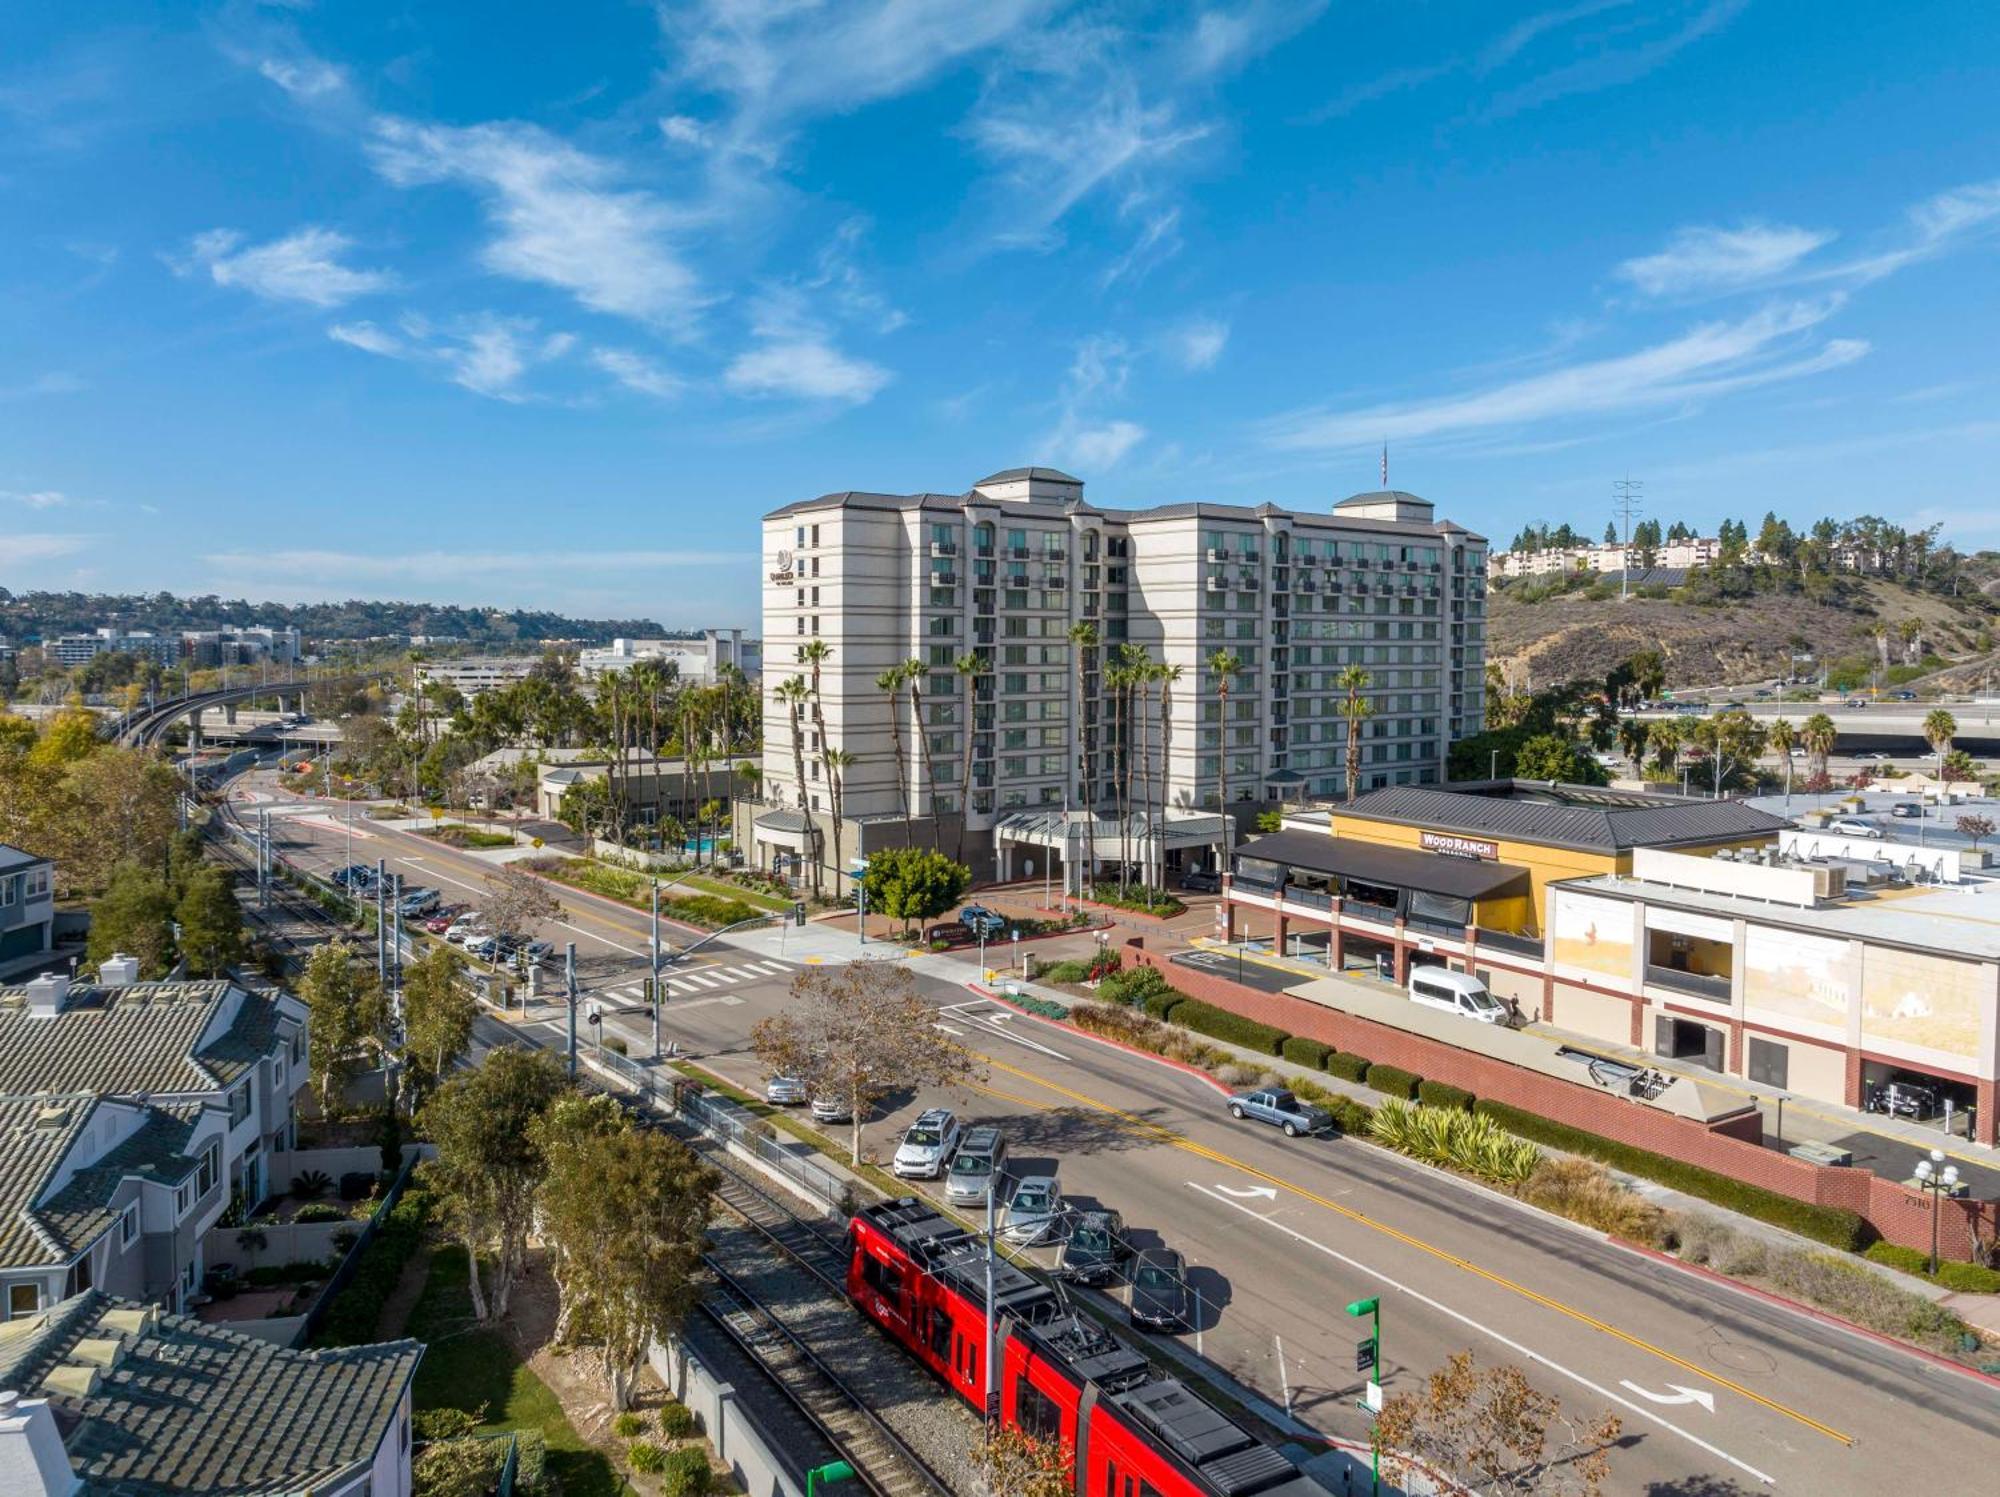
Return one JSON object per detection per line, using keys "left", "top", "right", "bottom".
{"left": 1354, "top": 1337, "right": 1376, "bottom": 1372}
{"left": 1363, "top": 1380, "right": 1383, "bottom": 1413}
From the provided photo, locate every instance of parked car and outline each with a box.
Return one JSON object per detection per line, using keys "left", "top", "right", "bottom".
{"left": 1129, "top": 1249, "right": 1191, "bottom": 1331}
{"left": 892, "top": 1108, "right": 963, "bottom": 1179}
{"left": 446, "top": 914, "right": 487, "bottom": 944}
{"left": 945, "top": 1125, "right": 1008, "bottom": 1206}
{"left": 1227, "top": 1087, "right": 1330, "bottom": 1138}
{"left": 331, "top": 864, "right": 374, "bottom": 889}
{"left": 1059, "top": 1209, "right": 1132, "bottom": 1286}
{"left": 959, "top": 904, "right": 1007, "bottom": 939}
{"left": 518, "top": 939, "right": 554, "bottom": 964}
{"left": 811, "top": 1093, "right": 856, "bottom": 1124}
{"left": 1891, "top": 690, "right": 1918, "bottom": 701}
{"left": 1000, "top": 1175, "right": 1064, "bottom": 1244}
{"left": 765, "top": 1075, "right": 807, "bottom": 1106}
{"left": 1407, "top": 968, "right": 1508, "bottom": 1025}
{"left": 1179, "top": 867, "right": 1222, "bottom": 893}
{"left": 1865, "top": 1077, "right": 1941, "bottom": 1120}
{"left": 1891, "top": 801, "right": 1923, "bottom": 819}
{"left": 398, "top": 887, "right": 441, "bottom": 917}
{"left": 464, "top": 934, "right": 504, "bottom": 961}
{"left": 1827, "top": 817, "right": 1880, "bottom": 838}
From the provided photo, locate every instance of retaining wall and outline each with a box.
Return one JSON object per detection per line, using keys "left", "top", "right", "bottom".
{"left": 648, "top": 1333, "right": 800, "bottom": 1497}
{"left": 1128, "top": 939, "right": 1998, "bottom": 1259}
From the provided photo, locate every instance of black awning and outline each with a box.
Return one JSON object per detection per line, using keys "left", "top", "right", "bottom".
{"left": 1235, "top": 829, "right": 1530, "bottom": 902}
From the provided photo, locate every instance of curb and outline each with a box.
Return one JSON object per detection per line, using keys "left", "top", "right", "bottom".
{"left": 966, "top": 982, "right": 1234, "bottom": 1096}
{"left": 1612, "top": 1237, "right": 2000, "bottom": 1388}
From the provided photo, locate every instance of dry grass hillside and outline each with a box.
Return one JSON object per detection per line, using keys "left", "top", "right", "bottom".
{"left": 1488, "top": 577, "right": 1994, "bottom": 690}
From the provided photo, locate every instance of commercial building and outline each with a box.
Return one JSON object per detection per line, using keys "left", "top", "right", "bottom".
{"left": 745, "top": 467, "right": 1488, "bottom": 883}
{"left": 412, "top": 656, "right": 541, "bottom": 699}
{"left": 579, "top": 629, "right": 762, "bottom": 684}
{"left": 46, "top": 630, "right": 180, "bottom": 670}
{"left": 0, "top": 847, "right": 54, "bottom": 979}
{"left": 177, "top": 626, "right": 303, "bottom": 669}
{"left": 0, "top": 1291, "right": 419, "bottom": 1495}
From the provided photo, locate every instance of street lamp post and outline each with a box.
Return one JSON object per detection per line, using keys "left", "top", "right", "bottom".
{"left": 1346, "top": 1296, "right": 1383, "bottom": 1496}
{"left": 851, "top": 857, "right": 869, "bottom": 946}
{"left": 1912, "top": 1147, "right": 1961, "bottom": 1276}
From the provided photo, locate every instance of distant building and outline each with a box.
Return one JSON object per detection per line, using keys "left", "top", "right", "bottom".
{"left": 46, "top": 630, "right": 180, "bottom": 669}
{"left": 1492, "top": 536, "right": 1724, "bottom": 579}
{"left": 577, "top": 629, "right": 761, "bottom": 684}
{"left": 179, "top": 627, "right": 302, "bottom": 668}
{"left": 0, "top": 846, "right": 53, "bottom": 979}
{"left": 412, "top": 656, "right": 540, "bottom": 699}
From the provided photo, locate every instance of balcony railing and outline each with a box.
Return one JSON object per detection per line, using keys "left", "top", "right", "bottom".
{"left": 1645, "top": 964, "right": 1732, "bottom": 1002}
{"left": 1282, "top": 886, "right": 1332, "bottom": 911}
{"left": 1344, "top": 901, "right": 1397, "bottom": 926}
{"left": 1474, "top": 929, "right": 1545, "bottom": 959}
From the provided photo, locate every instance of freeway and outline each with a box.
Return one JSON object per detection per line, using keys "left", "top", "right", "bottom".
{"left": 238, "top": 772, "right": 2000, "bottom": 1491}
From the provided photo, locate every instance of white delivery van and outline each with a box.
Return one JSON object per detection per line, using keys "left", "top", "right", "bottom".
{"left": 1408, "top": 968, "right": 1507, "bottom": 1024}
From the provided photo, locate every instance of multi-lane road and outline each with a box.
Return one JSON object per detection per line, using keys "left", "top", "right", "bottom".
{"left": 238, "top": 771, "right": 2000, "bottom": 1493}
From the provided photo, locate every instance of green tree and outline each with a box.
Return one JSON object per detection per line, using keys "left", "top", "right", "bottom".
{"left": 536, "top": 1104, "right": 718, "bottom": 1408}
{"left": 174, "top": 864, "right": 246, "bottom": 977}
{"left": 419, "top": 1046, "right": 568, "bottom": 1321}
{"left": 1942, "top": 748, "right": 1979, "bottom": 784}
{"left": 1686, "top": 710, "right": 1768, "bottom": 794}
{"left": 86, "top": 861, "right": 176, "bottom": 977}
{"left": 28, "top": 708, "right": 102, "bottom": 769}
{"left": 1616, "top": 718, "right": 1650, "bottom": 778}
{"left": 556, "top": 775, "right": 611, "bottom": 837}
{"left": 1768, "top": 718, "right": 1798, "bottom": 800}
{"left": 1513, "top": 733, "right": 1606, "bottom": 786}
{"left": 1801, "top": 712, "right": 1838, "bottom": 784}
{"left": 298, "top": 940, "right": 386, "bottom": 1114}
{"left": 1923, "top": 708, "right": 1958, "bottom": 763}
{"left": 861, "top": 847, "right": 972, "bottom": 935}
{"left": 403, "top": 943, "right": 476, "bottom": 1105}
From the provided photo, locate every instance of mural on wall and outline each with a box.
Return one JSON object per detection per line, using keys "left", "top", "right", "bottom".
{"left": 1549, "top": 891, "right": 1633, "bottom": 980}
{"left": 1861, "top": 948, "right": 1986, "bottom": 1059}
{"left": 1743, "top": 927, "right": 1852, "bottom": 1030}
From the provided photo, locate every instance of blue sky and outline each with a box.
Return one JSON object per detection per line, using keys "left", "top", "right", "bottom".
{"left": 3, "top": 0, "right": 1997, "bottom": 626}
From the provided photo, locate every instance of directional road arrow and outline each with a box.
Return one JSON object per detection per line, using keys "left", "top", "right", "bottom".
{"left": 1212, "top": 1183, "right": 1279, "bottom": 1201}
{"left": 1619, "top": 1380, "right": 1716, "bottom": 1413}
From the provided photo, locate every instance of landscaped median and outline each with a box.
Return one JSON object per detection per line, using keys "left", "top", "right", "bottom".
{"left": 518, "top": 855, "right": 772, "bottom": 930}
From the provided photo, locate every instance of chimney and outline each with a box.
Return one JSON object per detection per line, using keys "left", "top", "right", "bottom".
{"left": 97, "top": 955, "right": 140, "bottom": 988}
{"left": 0, "top": 1391, "right": 79, "bottom": 1496}
{"left": 22, "top": 975, "right": 68, "bottom": 1019}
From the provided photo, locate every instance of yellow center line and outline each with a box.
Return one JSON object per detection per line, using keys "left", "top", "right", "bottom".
{"left": 977, "top": 1052, "right": 1853, "bottom": 1446}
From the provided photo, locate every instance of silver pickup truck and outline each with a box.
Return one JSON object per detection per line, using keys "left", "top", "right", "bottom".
{"left": 1227, "top": 1087, "right": 1331, "bottom": 1138}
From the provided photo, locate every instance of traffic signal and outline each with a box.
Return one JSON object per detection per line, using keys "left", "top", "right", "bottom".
{"left": 1354, "top": 1337, "right": 1376, "bottom": 1373}
{"left": 793, "top": 901, "right": 807, "bottom": 927}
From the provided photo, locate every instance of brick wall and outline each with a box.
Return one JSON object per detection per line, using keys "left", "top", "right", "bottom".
{"left": 1127, "top": 940, "right": 1998, "bottom": 1258}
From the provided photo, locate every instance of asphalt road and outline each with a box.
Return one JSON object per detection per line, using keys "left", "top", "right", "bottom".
{"left": 240, "top": 774, "right": 2000, "bottom": 1493}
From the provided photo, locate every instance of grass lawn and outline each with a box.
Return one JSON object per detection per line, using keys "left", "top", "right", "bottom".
{"left": 407, "top": 1246, "right": 622, "bottom": 1497}
{"left": 419, "top": 822, "right": 518, "bottom": 850}
{"left": 666, "top": 869, "right": 789, "bottom": 913}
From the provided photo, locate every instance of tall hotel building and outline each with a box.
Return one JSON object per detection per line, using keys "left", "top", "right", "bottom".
{"left": 741, "top": 467, "right": 1487, "bottom": 886}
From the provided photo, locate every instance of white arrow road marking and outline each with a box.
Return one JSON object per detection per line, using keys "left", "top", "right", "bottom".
{"left": 937, "top": 1000, "right": 1068, "bottom": 1060}
{"left": 1185, "top": 1182, "right": 1773, "bottom": 1486}
{"left": 1211, "top": 1183, "right": 1279, "bottom": 1201}
{"left": 935, "top": 1023, "right": 966, "bottom": 1035}
{"left": 1620, "top": 1381, "right": 1716, "bottom": 1413}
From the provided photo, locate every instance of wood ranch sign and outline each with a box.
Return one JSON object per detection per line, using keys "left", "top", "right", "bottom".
{"left": 1420, "top": 829, "right": 1498, "bottom": 861}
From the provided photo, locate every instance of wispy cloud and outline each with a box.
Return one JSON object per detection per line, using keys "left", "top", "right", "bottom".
{"left": 0, "top": 533, "right": 91, "bottom": 566}
{"left": 327, "top": 321, "right": 404, "bottom": 357}
{"left": 724, "top": 339, "right": 889, "bottom": 404}
{"left": 1482, "top": 0, "right": 1749, "bottom": 118}
{"left": 1262, "top": 299, "right": 1865, "bottom": 450}
{"left": 328, "top": 312, "right": 573, "bottom": 401}
{"left": 1616, "top": 223, "right": 1835, "bottom": 298}
{"left": 369, "top": 117, "right": 705, "bottom": 331}
{"left": 1181, "top": 2, "right": 1329, "bottom": 77}
{"left": 1166, "top": 316, "right": 1230, "bottom": 371}
{"left": 1042, "top": 334, "right": 1146, "bottom": 470}
{"left": 179, "top": 226, "right": 395, "bottom": 307}
{"left": 257, "top": 55, "right": 346, "bottom": 99}
{"left": 0, "top": 489, "right": 75, "bottom": 510}
{"left": 591, "top": 348, "right": 684, "bottom": 400}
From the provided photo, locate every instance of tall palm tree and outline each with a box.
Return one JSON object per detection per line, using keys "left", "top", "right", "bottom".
{"left": 800, "top": 640, "right": 835, "bottom": 887}
{"left": 1801, "top": 712, "right": 1837, "bottom": 786}
{"left": 953, "top": 651, "right": 985, "bottom": 863}
{"left": 1648, "top": 716, "right": 1685, "bottom": 782}
{"left": 1336, "top": 665, "right": 1374, "bottom": 805}
{"left": 1131, "top": 648, "right": 1156, "bottom": 891}
{"left": 877, "top": 663, "right": 914, "bottom": 846}
{"left": 1924, "top": 708, "right": 1958, "bottom": 766}
{"left": 905, "top": 660, "right": 945, "bottom": 853}
{"left": 823, "top": 747, "right": 855, "bottom": 896}
{"left": 1068, "top": 622, "right": 1099, "bottom": 815}
{"left": 1155, "top": 662, "right": 1183, "bottom": 888}
{"left": 774, "top": 676, "right": 819, "bottom": 894}
{"left": 1768, "top": 717, "right": 1797, "bottom": 801}
{"left": 1617, "top": 718, "right": 1651, "bottom": 780}
{"left": 1106, "top": 654, "right": 1139, "bottom": 892}
{"left": 1205, "top": 650, "right": 1241, "bottom": 855}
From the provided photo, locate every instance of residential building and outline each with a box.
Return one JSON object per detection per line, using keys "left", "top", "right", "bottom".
{"left": 0, "top": 1291, "right": 420, "bottom": 1495}
{"left": 578, "top": 629, "right": 762, "bottom": 684}
{"left": 536, "top": 753, "right": 751, "bottom": 829}
{"left": 744, "top": 467, "right": 1487, "bottom": 884}
{"left": 1492, "top": 535, "right": 1725, "bottom": 579}
{"left": 0, "top": 972, "right": 309, "bottom": 1318}
{"left": 46, "top": 630, "right": 180, "bottom": 670}
{"left": 0, "top": 847, "right": 54, "bottom": 979}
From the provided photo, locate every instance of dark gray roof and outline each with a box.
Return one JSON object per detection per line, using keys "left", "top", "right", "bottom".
{"left": 1235, "top": 830, "right": 1531, "bottom": 901}
{"left": 0, "top": 1290, "right": 422, "bottom": 1494}
{"left": 0, "top": 1097, "right": 201, "bottom": 1270}
{"left": 975, "top": 466, "right": 1082, "bottom": 486}
{"left": 36, "top": 1106, "right": 200, "bottom": 1262}
{"left": 0, "top": 843, "right": 51, "bottom": 874}
{"left": 1338, "top": 781, "right": 1790, "bottom": 854}
{"left": 0, "top": 981, "right": 296, "bottom": 1097}
{"left": 1336, "top": 489, "right": 1432, "bottom": 509}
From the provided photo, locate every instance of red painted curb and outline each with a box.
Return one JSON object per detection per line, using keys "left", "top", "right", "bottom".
{"left": 1614, "top": 1237, "right": 2000, "bottom": 1387}
{"left": 965, "top": 983, "right": 1234, "bottom": 1096}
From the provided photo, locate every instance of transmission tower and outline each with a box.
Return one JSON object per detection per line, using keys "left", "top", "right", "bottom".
{"left": 1612, "top": 476, "right": 1644, "bottom": 602}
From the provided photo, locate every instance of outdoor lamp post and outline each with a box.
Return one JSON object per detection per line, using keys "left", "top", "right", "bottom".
{"left": 1912, "top": 1148, "right": 1961, "bottom": 1276}
{"left": 851, "top": 856, "right": 870, "bottom": 946}
{"left": 1346, "top": 1296, "right": 1383, "bottom": 1496}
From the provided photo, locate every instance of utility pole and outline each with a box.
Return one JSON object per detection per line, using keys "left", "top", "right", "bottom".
{"left": 1613, "top": 475, "right": 1644, "bottom": 602}
{"left": 650, "top": 879, "right": 663, "bottom": 1062}
{"left": 375, "top": 858, "right": 388, "bottom": 987}
{"left": 564, "top": 941, "right": 579, "bottom": 1080}
{"left": 984, "top": 1173, "right": 1002, "bottom": 1432}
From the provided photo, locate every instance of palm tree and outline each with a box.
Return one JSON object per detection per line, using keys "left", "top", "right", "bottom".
{"left": 1768, "top": 717, "right": 1797, "bottom": 801}
{"left": 1336, "top": 665, "right": 1374, "bottom": 805}
{"left": 1153, "top": 662, "right": 1183, "bottom": 888}
{"left": 1102, "top": 654, "right": 1135, "bottom": 892}
{"left": 801, "top": 640, "right": 835, "bottom": 887}
{"left": 1617, "top": 718, "right": 1651, "bottom": 779}
{"left": 1648, "top": 716, "right": 1685, "bottom": 782}
{"left": 905, "top": 660, "right": 945, "bottom": 853}
{"left": 1131, "top": 649, "right": 1156, "bottom": 891}
{"left": 774, "top": 676, "right": 819, "bottom": 895}
{"left": 823, "top": 747, "right": 854, "bottom": 896}
{"left": 1924, "top": 708, "right": 1958, "bottom": 768}
{"left": 877, "top": 663, "right": 914, "bottom": 846}
{"left": 1206, "top": 650, "right": 1242, "bottom": 854}
{"left": 1801, "top": 712, "right": 1837, "bottom": 786}
{"left": 1068, "top": 622, "right": 1099, "bottom": 815}
{"left": 953, "top": 652, "right": 985, "bottom": 863}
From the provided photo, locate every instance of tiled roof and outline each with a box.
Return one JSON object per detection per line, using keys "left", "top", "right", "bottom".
{"left": 0, "top": 981, "right": 290, "bottom": 1097}
{"left": 33, "top": 1106, "right": 199, "bottom": 1262}
{"left": 0, "top": 843, "right": 51, "bottom": 874}
{"left": 0, "top": 1095, "right": 97, "bottom": 1269}
{"left": 0, "top": 1291, "right": 423, "bottom": 1495}
{"left": 1338, "top": 782, "right": 1790, "bottom": 854}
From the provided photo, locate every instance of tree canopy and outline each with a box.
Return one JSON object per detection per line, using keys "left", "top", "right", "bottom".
{"left": 860, "top": 848, "right": 971, "bottom": 934}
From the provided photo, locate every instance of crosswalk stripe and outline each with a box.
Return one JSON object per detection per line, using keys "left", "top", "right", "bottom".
{"left": 760, "top": 956, "right": 797, "bottom": 968}
{"left": 754, "top": 960, "right": 794, "bottom": 975}
{"left": 683, "top": 972, "right": 722, "bottom": 989}
{"left": 721, "top": 965, "right": 766, "bottom": 982}
{"left": 667, "top": 979, "right": 699, "bottom": 996}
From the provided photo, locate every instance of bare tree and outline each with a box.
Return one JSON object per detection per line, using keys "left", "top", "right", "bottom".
{"left": 1373, "top": 1351, "right": 1622, "bottom": 1497}
{"left": 750, "top": 961, "right": 982, "bottom": 1165}
{"left": 483, "top": 865, "right": 561, "bottom": 949}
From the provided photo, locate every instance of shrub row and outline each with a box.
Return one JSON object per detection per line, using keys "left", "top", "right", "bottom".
{"left": 1324, "top": 1051, "right": 1372, "bottom": 1084}
{"left": 1168, "top": 998, "right": 1288, "bottom": 1056}
{"left": 1281, "top": 1036, "right": 1333, "bottom": 1070}
{"left": 311, "top": 1188, "right": 430, "bottom": 1346}
{"left": 1865, "top": 1241, "right": 2000, "bottom": 1293}
{"left": 1473, "top": 1101, "right": 1870, "bottom": 1251}
{"left": 1364, "top": 1063, "right": 1422, "bottom": 1100}
{"left": 1417, "top": 1080, "right": 1475, "bottom": 1112}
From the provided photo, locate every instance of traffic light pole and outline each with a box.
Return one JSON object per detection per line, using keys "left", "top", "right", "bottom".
{"left": 650, "top": 879, "right": 662, "bottom": 1062}
{"left": 1347, "top": 1296, "right": 1381, "bottom": 1496}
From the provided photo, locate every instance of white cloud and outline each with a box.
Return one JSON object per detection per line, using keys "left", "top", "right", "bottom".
{"left": 1100, "top": 204, "right": 1183, "bottom": 288}
{"left": 183, "top": 226, "right": 395, "bottom": 307}
{"left": 0, "top": 372, "right": 85, "bottom": 401}
{"left": 725, "top": 341, "right": 889, "bottom": 403}
{"left": 1168, "top": 317, "right": 1229, "bottom": 371}
{"left": 1041, "top": 335, "right": 1145, "bottom": 469}
{"left": 327, "top": 321, "right": 404, "bottom": 357}
{"left": 592, "top": 348, "right": 684, "bottom": 400}
{"left": 369, "top": 117, "right": 705, "bottom": 330}
{"left": 1817, "top": 176, "right": 2000, "bottom": 285}
{"left": 1183, "top": 2, "right": 1328, "bottom": 77}
{"left": 1483, "top": 0, "right": 1749, "bottom": 118}
{"left": 1617, "top": 223, "right": 1834, "bottom": 297}
{"left": 0, "top": 489, "right": 74, "bottom": 510}
{"left": 1062, "top": 420, "right": 1147, "bottom": 468}
{"left": 0, "top": 533, "right": 90, "bottom": 566}
{"left": 658, "top": 114, "right": 713, "bottom": 149}
{"left": 327, "top": 312, "right": 573, "bottom": 401}
{"left": 1263, "top": 299, "right": 1865, "bottom": 449}
{"left": 257, "top": 55, "right": 345, "bottom": 98}
{"left": 201, "top": 547, "right": 746, "bottom": 583}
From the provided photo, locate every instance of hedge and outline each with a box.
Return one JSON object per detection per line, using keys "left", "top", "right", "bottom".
{"left": 1366, "top": 1064, "right": 1423, "bottom": 1100}
{"left": 1474, "top": 1101, "right": 1870, "bottom": 1251}
{"left": 1866, "top": 1241, "right": 2000, "bottom": 1293}
{"left": 1417, "top": 1080, "right": 1475, "bottom": 1112}
{"left": 1325, "top": 1051, "right": 1372, "bottom": 1084}
{"left": 1327, "top": 1096, "right": 1376, "bottom": 1135}
{"left": 1168, "top": 998, "right": 1288, "bottom": 1056}
{"left": 311, "top": 1189, "right": 430, "bottom": 1346}
{"left": 1281, "top": 1036, "right": 1333, "bottom": 1070}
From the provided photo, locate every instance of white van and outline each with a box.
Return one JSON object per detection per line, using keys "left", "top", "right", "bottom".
{"left": 1408, "top": 968, "right": 1507, "bottom": 1025}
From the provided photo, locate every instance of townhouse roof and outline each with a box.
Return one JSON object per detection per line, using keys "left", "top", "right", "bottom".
{"left": 1335, "top": 781, "right": 1789, "bottom": 855}
{"left": 0, "top": 981, "right": 294, "bottom": 1097}
{"left": 0, "top": 1096, "right": 202, "bottom": 1271}
{"left": 0, "top": 1290, "right": 422, "bottom": 1494}
{"left": 0, "top": 843, "right": 51, "bottom": 874}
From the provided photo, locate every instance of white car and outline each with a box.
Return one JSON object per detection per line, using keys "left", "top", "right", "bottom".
{"left": 1827, "top": 817, "right": 1880, "bottom": 838}
{"left": 892, "top": 1108, "right": 962, "bottom": 1178}
{"left": 445, "top": 916, "right": 488, "bottom": 945}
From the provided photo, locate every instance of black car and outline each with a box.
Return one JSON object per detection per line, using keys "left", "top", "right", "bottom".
{"left": 1059, "top": 1210, "right": 1133, "bottom": 1287}
{"left": 1129, "top": 1248, "right": 1191, "bottom": 1331}
{"left": 1180, "top": 867, "right": 1222, "bottom": 893}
